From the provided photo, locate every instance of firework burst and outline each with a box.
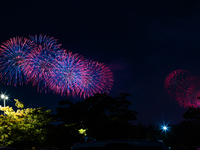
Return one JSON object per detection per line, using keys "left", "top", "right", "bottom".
{"left": 164, "top": 69, "right": 190, "bottom": 98}
{"left": 165, "top": 70, "right": 200, "bottom": 108}
{"left": 78, "top": 60, "right": 114, "bottom": 98}
{"left": 184, "top": 76, "right": 200, "bottom": 107}
{"left": 0, "top": 36, "right": 33, "bottom": 86}
{"left": 48, "top": 50, "right": 89, "bottom": 97}
{"left": 0, "top": 34, "right": 114, "bottom": 98}
{"left": 23, "top": 34, "right": 62, "bottom": 93}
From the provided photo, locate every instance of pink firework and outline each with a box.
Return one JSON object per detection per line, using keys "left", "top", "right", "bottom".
{"left": 23, "top": 34, "right": 62, "bottom": 93}
{"left": 47, "top": 50, "right": 89, "bottom": 97}
{"left": 165, "top": 70, "right": 200, "bottom": 108}
{"left": 184, "top": 76, "right": 200, "bottom": 108}
{"left": 0, "top": 37, "right": 33, "bottom": 86}
{"left": 0, "top": 35, "right": 114, "bottom": 98}
{"left": 78, "top": 60, "right": 114, "bottom": 98}
{"left": 174, "top": 76, "right": 198, "bottom": 108}
{"left": 164, "top": 69, "right": 190, "bottom": 99}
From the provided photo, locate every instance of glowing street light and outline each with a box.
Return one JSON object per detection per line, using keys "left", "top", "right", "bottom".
{"left": 1, "top": 94, "right": 8, "bottom": 109}
{"left": 0, "top": 94, "right": 8, "bottom": 145}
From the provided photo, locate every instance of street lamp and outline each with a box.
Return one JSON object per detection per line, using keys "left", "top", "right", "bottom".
{"left": 0, "top": 94, "right": 8, "bottom": 145}
{"left": 1, "top": 94, "right": 8, "bottom": 108}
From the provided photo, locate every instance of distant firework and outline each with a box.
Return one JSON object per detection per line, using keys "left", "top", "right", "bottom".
{"left": 164, "top": 69, "right": 190, "bottom": 98}
{"left": 184, "top": 76, "right": 200, "bottom": 107}
{"left": 0, "top": 37, "right": 33, "bottom": 86}
{"left": 0, "top": 35, "right": 114, "bottom": 98}
{"left": 165, "top": 70, "right": 200, "bottom": 108}
{"left": 175, "top": 76, "right": 198, "bottom": 108}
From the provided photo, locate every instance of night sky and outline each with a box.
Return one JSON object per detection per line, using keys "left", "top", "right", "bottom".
{"left": 0, "top": 0, "right": 199, "bottom": 126}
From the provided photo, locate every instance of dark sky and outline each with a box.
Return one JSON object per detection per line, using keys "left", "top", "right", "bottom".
{"left": 0, "top": 0, "right": 199, "bottom": 126}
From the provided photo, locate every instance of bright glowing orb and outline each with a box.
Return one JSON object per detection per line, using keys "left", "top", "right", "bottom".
{"left": 162, "top": 126, "right": 168, "bottom": 131}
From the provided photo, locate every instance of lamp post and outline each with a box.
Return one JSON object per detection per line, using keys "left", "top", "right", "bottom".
{"left": 0, "top": 94, "right": 8, "bottom": 146}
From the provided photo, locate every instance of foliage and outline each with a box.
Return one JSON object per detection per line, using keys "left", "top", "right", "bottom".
{"left": 57, "top": 93, "right": 137, "bottom": 124}
{"left": 174, "top": 107, "right": 200, "bottom": 147}
{"left": 53, "top": 93, "right": 138, "bottom": 149}
{"left": 182, "top": 107, "right": 200, "bottom": 122}
{"left": 0, "top": 99, "right": 52, "bottom": 149}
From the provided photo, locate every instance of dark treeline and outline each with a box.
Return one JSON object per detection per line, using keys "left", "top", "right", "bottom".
{"left": 6, "top": 93, "right": 200, "bottom": 150}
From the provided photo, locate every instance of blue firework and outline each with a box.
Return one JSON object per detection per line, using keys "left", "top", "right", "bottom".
{"left": 23, "top": 34, "right": 62, "bottom": 93}
{"left": 0, "top": 37, "right": 33, "bottom": 86}
{"left": 48, "top": 50, "right": 88, "bottom": 97}
{"left": 0, "top": 34, "right": 114, "bottom": 98}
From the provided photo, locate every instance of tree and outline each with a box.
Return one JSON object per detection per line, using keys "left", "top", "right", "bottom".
{"left": 0, "top": 99, "right": 53, "bottom": 149}
{"left": 182, "top": 107, "right": 200, "bottom": 122}
{"left": 55, "top": 93, "right": 138, "bottom": 148}
{"left": 174, "top": 107, "right": 200, "bottom": 147}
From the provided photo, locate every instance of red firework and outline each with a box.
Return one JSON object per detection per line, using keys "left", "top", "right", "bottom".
{"left": 165, "top": 70, "right": 200, "bottom": 108}
{"left": 164, "top": 69, "right": 190, "bottom": 98}
{"left": 184, "top": 76, "right": 200, "bottom": 108}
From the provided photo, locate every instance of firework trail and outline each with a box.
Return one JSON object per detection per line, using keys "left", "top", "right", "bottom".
{"left": 0, "top": 37, "right": 33, "bottom": 86}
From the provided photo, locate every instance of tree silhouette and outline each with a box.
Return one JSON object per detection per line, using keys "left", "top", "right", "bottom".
{"left": 174, "top": 107, "right": 200, "bottom": 147}
{"left": 54, "top": 93, "right": 138, "bottom": 149}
